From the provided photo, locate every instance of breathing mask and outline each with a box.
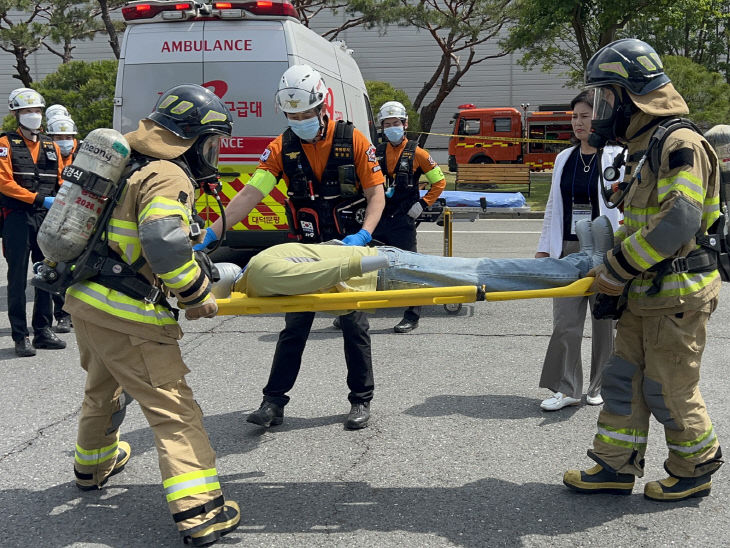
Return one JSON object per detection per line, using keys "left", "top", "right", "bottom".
{"left": 288, "top": 116, "right": 321, "bottom": 141}
{"left": 589, "top": 86, "right": 634, "bottom": 148}
{"left": 384, "top": 126, "right": 405, "bottom": 143}
{"left": 19, "top": 112, "right": 42, "bottom": 131}
{"left": 57, "top": 139, "right": 75, "bottom": 157}
{"left": 184, "top": 134, "right": 221, "bottom": 185}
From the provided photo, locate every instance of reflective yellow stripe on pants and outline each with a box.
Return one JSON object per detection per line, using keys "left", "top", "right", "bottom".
{"left": 163, "top": 468, "right": 221, "bottom": 502}
{"left": 75, "top": 439, "right": 118, "bottom": 466}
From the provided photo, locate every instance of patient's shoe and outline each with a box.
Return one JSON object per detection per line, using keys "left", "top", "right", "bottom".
{"left": 575, "top": 219, "right": 593, "bottom": 258}
{"left": 591, "top": 215, "right": 614, "bottom": 268}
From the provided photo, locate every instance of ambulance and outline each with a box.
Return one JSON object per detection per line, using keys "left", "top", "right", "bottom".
{"left": 115, "top": 0, "right": 377, "bottom": 248}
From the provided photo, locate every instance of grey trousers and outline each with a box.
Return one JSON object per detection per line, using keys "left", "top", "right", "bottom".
{"left": 539, "top": 240, "right": 615, "bottom": 399}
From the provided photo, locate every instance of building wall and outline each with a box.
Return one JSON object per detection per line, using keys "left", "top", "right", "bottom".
{"left": 0, "top": 8, "right": 579, "bottom": 150}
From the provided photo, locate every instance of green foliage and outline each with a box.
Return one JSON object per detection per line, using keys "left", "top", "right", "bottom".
{"left": 626, "top": 0, "right": 730, "bottom": 82}
{"left": 663, "top": 55, "right": 730, "bottom": 130}
{"left": 2, "top": 59, "right": 118, "bottom": 136}
{"left": 365, "top": 80, "right": 421, "bottom": 135}
{"left": 505, "top": 0, "right": 674, "bottom": 85}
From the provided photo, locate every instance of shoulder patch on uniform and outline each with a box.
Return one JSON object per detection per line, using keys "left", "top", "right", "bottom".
{"left": 427, "top": 155, "right": 436, "bottom": 166}
{"left": 0, "top": 147, "right": 7, "bottom": 157}
{"left": 366, "top": 145, "right": 377, "bottom": 163}
{"left": 668, "top": 147, "right": 694, "bottom": 170}
{"left": 260, "top": 148, "right": 271, "bottom": 162}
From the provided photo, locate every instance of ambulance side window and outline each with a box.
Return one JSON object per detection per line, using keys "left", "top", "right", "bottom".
{"left": 364, "top": 93, "right": 378, "bottom": 144}
{"left": 458, "top": 117, "right": 481, "bottom": 136}
{"left": 493, "top": 118, "right": 511, "bottom": 132}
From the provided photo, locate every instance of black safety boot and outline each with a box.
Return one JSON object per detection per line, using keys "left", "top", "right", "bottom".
{"left": 564, "top": 453, "right": 635, "bottom": 495}
{"left": 644, "top": 473, "right": 712, "bottom": 501}
{"left": 345, "top": 402, "right": 370, "bottom": 430}
{"left": 54, "top": 316, "right": 72, "bottom": 334}
{"left": 394, "top": 318, "right": 418, "bottom": 333}
{"left": 246, "top": 401, "right": 284, "bottom": 427}
{"left": 181, "top": 500, "right": 240, "bottom": 546}
{"left": 14, "top": 337, "right": 36, "bottom": 357}
{"left": 33, "top": 327, "right": 67, "bottom": 349}
{"left": 76, "top": 441, "right": 131, "bottom": 491}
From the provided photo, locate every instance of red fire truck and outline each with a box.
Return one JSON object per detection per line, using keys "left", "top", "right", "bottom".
{"left": 447, "top": 105, "right": 573, "bottom": 172}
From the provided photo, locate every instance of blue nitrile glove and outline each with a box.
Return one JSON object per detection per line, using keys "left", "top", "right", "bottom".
{"left": 341, "top": 228, "right": 372, "bottom": 246}
{"left": 42, "top": 196, "right": 55, "bottom": 209}
{"left": 193, "top": 228, "right": 218, "bottom": 251}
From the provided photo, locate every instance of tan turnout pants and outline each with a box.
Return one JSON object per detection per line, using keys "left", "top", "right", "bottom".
{"left": 591, "top": 308, "right": 721, "bottom": 478}
{"left": 73, "top": 317, "right": 223, "bottom": 532}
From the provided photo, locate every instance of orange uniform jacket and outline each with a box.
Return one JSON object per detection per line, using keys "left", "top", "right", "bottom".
{"left": 257, "top": 118, "right": 384, "bottom": 191}
{"left": 0, "top": 133, "right": 64, "bottom": 206}
{"left": 383, "top": 138, "right": 445, "bottom": 206}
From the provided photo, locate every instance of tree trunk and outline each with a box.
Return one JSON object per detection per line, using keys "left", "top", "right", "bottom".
{"left": 98, "top": 0, "right": 120, "bottom": 59}
{"left": 13, "top": 46, "right": 33, "bottom": 87}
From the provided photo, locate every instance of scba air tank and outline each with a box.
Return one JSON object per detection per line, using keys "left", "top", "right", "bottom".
{"left": 38, "top": 128, "right": 131, "bottom": 263}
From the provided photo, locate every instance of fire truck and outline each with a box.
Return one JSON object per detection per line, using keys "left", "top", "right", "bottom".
{"left": 115, "top": 0, "right": 376, "bottom": 250}
{"left": 447, "top": 105, "right": 573, "bottom": 172}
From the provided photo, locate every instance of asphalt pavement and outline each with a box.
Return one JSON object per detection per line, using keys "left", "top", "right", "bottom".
{"left": 1, "top": 218, "right": 729, "bottom": 547}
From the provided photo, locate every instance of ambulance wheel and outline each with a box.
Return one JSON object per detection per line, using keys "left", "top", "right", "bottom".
{"left": 444, "top": 303, "right": 462, "bottom": 315}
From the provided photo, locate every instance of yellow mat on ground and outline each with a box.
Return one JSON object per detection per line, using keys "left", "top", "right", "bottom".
{"left": 215, "top": 277, "right": 594, "bottom": 315}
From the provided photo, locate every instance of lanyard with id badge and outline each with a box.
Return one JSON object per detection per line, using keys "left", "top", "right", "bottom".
{"left": 570, "top": 150, "right": 596, "bottom": 235}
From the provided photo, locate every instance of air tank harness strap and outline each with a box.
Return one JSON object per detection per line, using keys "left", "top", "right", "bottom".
{"left": 646, "top": 247, "right": 717, "bottom": 296}
{"left": 91, "top": 250, "right": 178, "bottom": 317}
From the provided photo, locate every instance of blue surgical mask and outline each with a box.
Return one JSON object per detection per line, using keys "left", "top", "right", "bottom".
{"left": 57, "top": 139, "right": 74, "bottom": 157}
{"left": 288, "top": 117, "right": 321, "bottom": 141}
{"left": 384, "top": 126, "right": 404, "bottom": 143}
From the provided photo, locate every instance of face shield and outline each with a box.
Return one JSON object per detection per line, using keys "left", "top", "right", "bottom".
{"left": 200, "top": 134, "right": 221, "bottom": 169}
{"left": 183, "top": 134, "right": 222, "bottom": 188}
{"left": 592, "top": 87, "right": 616, "bottom": 124}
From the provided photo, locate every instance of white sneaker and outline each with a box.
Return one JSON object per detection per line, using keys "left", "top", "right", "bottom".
{"left": 586, "top": 393, "right": 604, "bottom": 406}
{"left": 540, "top": 392, "right": 581, "bottom": 411}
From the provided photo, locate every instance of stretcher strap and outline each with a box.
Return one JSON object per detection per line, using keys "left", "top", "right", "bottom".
{"left": 214, "top": 278, "right": 594, "bottom": 316}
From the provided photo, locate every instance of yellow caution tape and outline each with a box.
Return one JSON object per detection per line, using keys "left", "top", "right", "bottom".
{"left": 411, "top": 129, "right": 572, "bottom": 146}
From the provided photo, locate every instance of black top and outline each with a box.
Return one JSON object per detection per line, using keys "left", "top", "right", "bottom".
{"left": 560, "top": 147, "right": 600, "bottom": 240}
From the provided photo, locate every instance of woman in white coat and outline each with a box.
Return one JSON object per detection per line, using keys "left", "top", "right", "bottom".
{"left": 535, "top": 90, "right": 624, "bottom": 411}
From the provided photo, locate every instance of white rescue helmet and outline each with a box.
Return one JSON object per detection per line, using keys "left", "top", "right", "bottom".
{"left": 46, "top": 116, "right": 78, "bottom": 135}
{"left": 45, "top": 104, "right": 70, "bottom": 123}
{"left": 378, "top": 101, "right": 408, "bottom": 124}
{"left": 275, "top": 64, "right": 327, "bottom": 114}
{"left": 8, "top": 88, "right": 45, "bottom": 111}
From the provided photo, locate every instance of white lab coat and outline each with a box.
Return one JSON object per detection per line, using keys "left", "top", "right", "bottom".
{"left": 536, "top": 145, "right": 625, "bottom": 258}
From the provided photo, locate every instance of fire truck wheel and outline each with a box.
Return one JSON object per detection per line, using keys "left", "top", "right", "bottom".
{"left": 444, "top": 303, "right": 462, "bottom": 315}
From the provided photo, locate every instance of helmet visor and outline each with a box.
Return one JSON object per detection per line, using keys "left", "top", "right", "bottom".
{"left": 592, "top": 87, "right": 617, "bottom": 122}
{"left": 200, "top": 135, "right": 221, "bottom": 168}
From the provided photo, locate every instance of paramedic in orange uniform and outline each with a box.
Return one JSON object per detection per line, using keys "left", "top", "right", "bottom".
{"left": 0, "top": 88, "right": 66, "bottom": 357}
{"left": 372, "top": 100, "right": 446, "bottom": 333}
{"left": 198, "top": 64, "right": 385, "bottom": 430}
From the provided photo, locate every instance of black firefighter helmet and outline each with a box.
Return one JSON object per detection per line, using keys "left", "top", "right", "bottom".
{"left": 584, "top": 38, "right": 670, "bottom": 95}
{"left": 148, "top": 84, "right": 233, "bottom": 183}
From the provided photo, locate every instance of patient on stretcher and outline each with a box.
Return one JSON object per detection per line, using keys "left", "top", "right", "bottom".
{"left": 216, "top": 217, "right": 614, "bottom": 298}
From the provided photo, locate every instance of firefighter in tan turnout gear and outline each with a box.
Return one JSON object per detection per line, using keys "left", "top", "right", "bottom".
{"left": 563, "top": 39, "right": 724, "bottom": 501}
{"left": 64, "top": 84, "right": 240, "bottom": 545}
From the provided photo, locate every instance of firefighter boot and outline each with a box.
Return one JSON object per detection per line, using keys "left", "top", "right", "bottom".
{"left": 180, "top": 500, "right": 240, "bottom": 546}
{"left": 75, "top": 441, "right": 131, "bottom": 491}
{"left": 564, "top": 453, "right": 635, "bottom": 495}
{"left": 644, "top": 452, "right": 723, "bottom": 502}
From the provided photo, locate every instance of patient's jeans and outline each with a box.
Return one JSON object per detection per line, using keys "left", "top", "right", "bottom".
{"left": 376, "top": 247, "right": 591, "bottom": 292}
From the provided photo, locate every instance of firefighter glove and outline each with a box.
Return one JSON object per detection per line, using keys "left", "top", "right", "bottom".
{"left": 588, "top": 264, "right": 626, "bottom": 296}
{"left": 342, "top": 228, "right": 372, "bottom": 246}
{"left": 193, "top": 228, "right": 218, "bottom": 251}
{"left": 407, "top": 201, "right": 424, "bottom": 219}
{"left": 185, "top": 294, "right": 218, "bottom": 320}
{"left": 42, "top": 196, "right": 55, "bottom": 209}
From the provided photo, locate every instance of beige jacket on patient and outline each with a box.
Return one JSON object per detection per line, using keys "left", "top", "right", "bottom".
{"left": 237, "top": 242, "right": 380, "bottom": 297}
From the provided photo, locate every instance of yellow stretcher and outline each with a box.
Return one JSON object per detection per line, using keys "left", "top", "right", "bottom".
{"left": 215, "top": 278, "right": 594, "bottom": 316}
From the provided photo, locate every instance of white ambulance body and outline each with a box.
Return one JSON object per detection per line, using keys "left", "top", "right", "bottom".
{"left": 115, "top": 0, "right": 376, "bottom": 248}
